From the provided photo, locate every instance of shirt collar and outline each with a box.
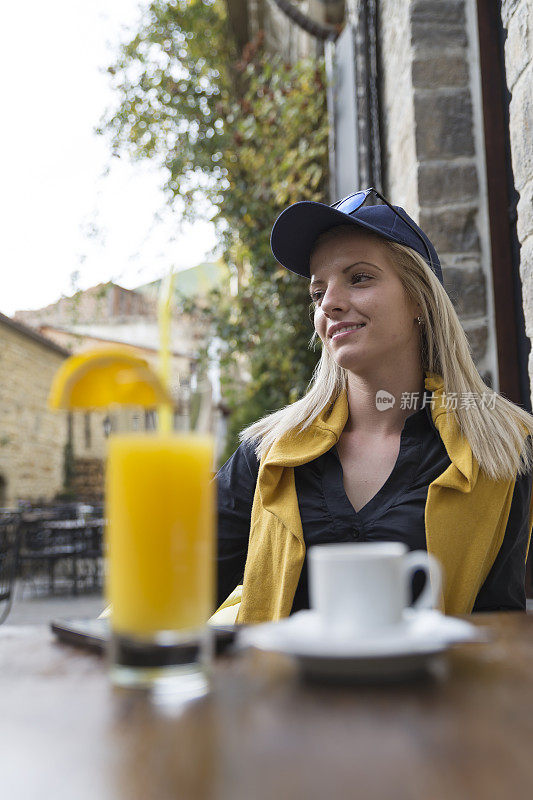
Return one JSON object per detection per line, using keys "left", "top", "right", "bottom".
{"left": 402, "top": 391, "right": 435, "bottom": 443}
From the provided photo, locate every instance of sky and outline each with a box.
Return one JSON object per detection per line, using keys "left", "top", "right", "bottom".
{"left": 0, "top": 0, "right": 219, "bottom": 316}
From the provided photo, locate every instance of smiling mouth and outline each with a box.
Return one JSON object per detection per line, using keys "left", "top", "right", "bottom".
{"left": 329, "top": 323, "right": 366, "bottom": 340}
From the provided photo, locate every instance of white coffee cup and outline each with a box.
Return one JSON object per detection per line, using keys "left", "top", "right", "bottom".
{"left": 308, "top": 541, "right": 442, "bottom": 638}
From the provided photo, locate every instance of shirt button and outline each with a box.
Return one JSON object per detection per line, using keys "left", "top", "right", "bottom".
{"left": 352, "top": 529, "right": 359, "bottom": 539}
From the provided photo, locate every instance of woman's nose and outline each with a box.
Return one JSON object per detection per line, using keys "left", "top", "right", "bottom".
{"left": 320, "top": 283, "right": 349, "bottom": 315}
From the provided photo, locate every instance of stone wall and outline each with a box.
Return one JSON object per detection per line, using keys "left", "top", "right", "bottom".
{"left": 501, "top": 0, "right": 533, "bottom": 392}
{"left": 71, "top": 458, "right": 105, "bottom": 503}
{"left": 71, "top": 410, "right": 109, "bottom": 462}
{"left": 377, "top": 0, "right": 497, "bottom": 384}
{"left": 0, "top": 318, "right": 68, "bottom": 506}
{"left": 378, "top": 0, "right": 418, "bottom": 211}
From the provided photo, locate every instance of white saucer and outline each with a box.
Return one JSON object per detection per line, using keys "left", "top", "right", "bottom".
{"left": 237, "top": 609, "right": 486, "bottom": 683}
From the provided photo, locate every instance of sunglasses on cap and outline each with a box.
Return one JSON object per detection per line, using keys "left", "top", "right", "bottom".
{"left": 331, "top": 187, "right": 435, "bottom": 274}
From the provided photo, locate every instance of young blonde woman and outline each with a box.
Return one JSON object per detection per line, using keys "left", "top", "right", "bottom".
{"left": 215, "top": 189, "right": 533, "bottom": 624}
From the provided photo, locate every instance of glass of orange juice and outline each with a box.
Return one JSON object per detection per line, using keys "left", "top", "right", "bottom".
{"left": 105, "top": 424, "right": 215, "bottom": 691}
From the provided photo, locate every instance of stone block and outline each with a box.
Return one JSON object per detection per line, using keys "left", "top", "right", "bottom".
{"left": 378, "top": 0, "right": 419, "bottom": 211}
{"left": 419, "top": 205, "right": 480, "bottom": 254}
{"left": 501, "top": 0, "right": 522, "bottom": 27}
{"left": 509, "top": 67, "right": 533, "bottom": 191}
{"left": 410, "top": 0, "right": 467, "bottom": 48}
{"left": 527, "top": 355, "right": 533, "bottom": 412}
{"left": 464, "top": 323, "right": 488, "bottom": 361}
{"left": 414, "top": 90, "right": 474, "bottom": 159}
{"left": 442, "top": 266, "right": 486, "bottom": 318}
{"left": 412, "top": 54, "right": 469, "bottom": 89}
{"left": 418, "top": 161, "right": 478, "bottom": 205}
{"left": 517, "top": 182, "right": 533, "bottom": 243}
{"left": 504, "top": 0, "right": 533, "bottom": 90}
{"left": 519, "top": 237, "right": 533, "bottom": 339}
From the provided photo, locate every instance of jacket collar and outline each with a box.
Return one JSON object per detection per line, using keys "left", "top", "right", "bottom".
{"left": 424, "top": 372, "right": 477, "bottom": 492}
{"left": 262, "top": 391, "right": 348, "bottom": 469}
{"left": 262, "top": 371, "right": 477, "bottom": 493}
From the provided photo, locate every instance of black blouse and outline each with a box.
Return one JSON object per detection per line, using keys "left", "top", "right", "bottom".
{"left": 216, "top": 398, "right": 532, "bottom": 613}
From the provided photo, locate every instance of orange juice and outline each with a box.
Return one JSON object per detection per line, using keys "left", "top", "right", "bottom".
{"left": 106, "top": 433, "right": 214, "bottom": 636}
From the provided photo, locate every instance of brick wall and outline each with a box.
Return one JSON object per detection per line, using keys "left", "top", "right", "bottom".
{"left": 0, "top": 320, "right": 68, "bottom": 505}
{"left": 501, "top": 0, "right": 533, "bottom": 398}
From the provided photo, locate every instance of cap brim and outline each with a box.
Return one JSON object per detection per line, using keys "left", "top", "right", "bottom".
{"left": 270, "top": 201, "right": 410, "bottom": 278}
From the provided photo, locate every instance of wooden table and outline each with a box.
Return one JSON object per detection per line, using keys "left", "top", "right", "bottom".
{"left": 2, "top": 614, "right": 533, "bottom": 800}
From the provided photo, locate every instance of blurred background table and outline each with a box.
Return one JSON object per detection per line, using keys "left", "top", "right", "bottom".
{"left": 16, "top": 516, "right": 105, "bottom": 598}
{"left": 2, "top": 613, "right": 533, "bottom": 800}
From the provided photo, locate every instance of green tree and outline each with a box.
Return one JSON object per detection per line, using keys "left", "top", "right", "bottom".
{"left": 102, "top": 0, "right": 330, "bottom": 461}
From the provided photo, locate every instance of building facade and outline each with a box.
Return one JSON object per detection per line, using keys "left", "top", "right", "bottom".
{"left": 9, "top": 265, "right": 230, "bottom": 500}
{"left": 233, "top": 0, "right": 533, "bottom": 406}
{"left": 377, "top": 0, "right": 497, "bottom": 387}
{"left": 0, "top": 314, "right": 69, "bottom": 506}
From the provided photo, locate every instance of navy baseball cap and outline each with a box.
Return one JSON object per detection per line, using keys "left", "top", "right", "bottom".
{"left": 270, "top": 196, "right": 443, "bottom": 285}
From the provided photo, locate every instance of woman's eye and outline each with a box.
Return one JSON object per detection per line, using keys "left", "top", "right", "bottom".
{"left": 310, "top": 274, "right": 372, "bottom": 303}
{"left": 351, "top": 273, "right": 371, "bottom": 284}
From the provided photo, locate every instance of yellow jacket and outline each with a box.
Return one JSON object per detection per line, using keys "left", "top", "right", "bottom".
{"left": 233, "top": 372, "right": 533, "bottom": 623}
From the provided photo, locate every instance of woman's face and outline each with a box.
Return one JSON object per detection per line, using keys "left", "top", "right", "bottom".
{"left": 310, "top": 230, "right": 421, "bottom": 375}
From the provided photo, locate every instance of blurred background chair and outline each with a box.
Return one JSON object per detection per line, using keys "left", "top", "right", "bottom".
{"left": 17, "top": 514, "right": 104, "bottom": 596}
{"left": 0, "top": 513, "right": 21, "bottom": 624}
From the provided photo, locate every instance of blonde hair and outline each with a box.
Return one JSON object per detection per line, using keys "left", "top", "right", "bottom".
{"left": 242, "top": 225, "right": 533, "bottom": 481}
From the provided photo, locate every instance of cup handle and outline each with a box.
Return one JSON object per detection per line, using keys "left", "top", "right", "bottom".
{"left": 403, "top": 550, "right": 442, "bottom": 610}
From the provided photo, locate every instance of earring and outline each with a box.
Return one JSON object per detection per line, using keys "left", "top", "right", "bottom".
{"left": 416, "top": 315, "right": 422, "bottom": 325}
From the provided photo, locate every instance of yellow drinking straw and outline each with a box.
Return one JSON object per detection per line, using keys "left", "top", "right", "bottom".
{"left": 157, "top": 269, "right": 175, "bottom": 434}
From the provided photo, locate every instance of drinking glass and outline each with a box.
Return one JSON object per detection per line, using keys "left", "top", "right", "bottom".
{"left": 105, "top": 395, "right": 215, "bottom": 695}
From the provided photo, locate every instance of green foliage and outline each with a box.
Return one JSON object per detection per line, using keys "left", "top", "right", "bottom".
{"left": 102, "top": 0, "right": 329, "bottom": 462}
